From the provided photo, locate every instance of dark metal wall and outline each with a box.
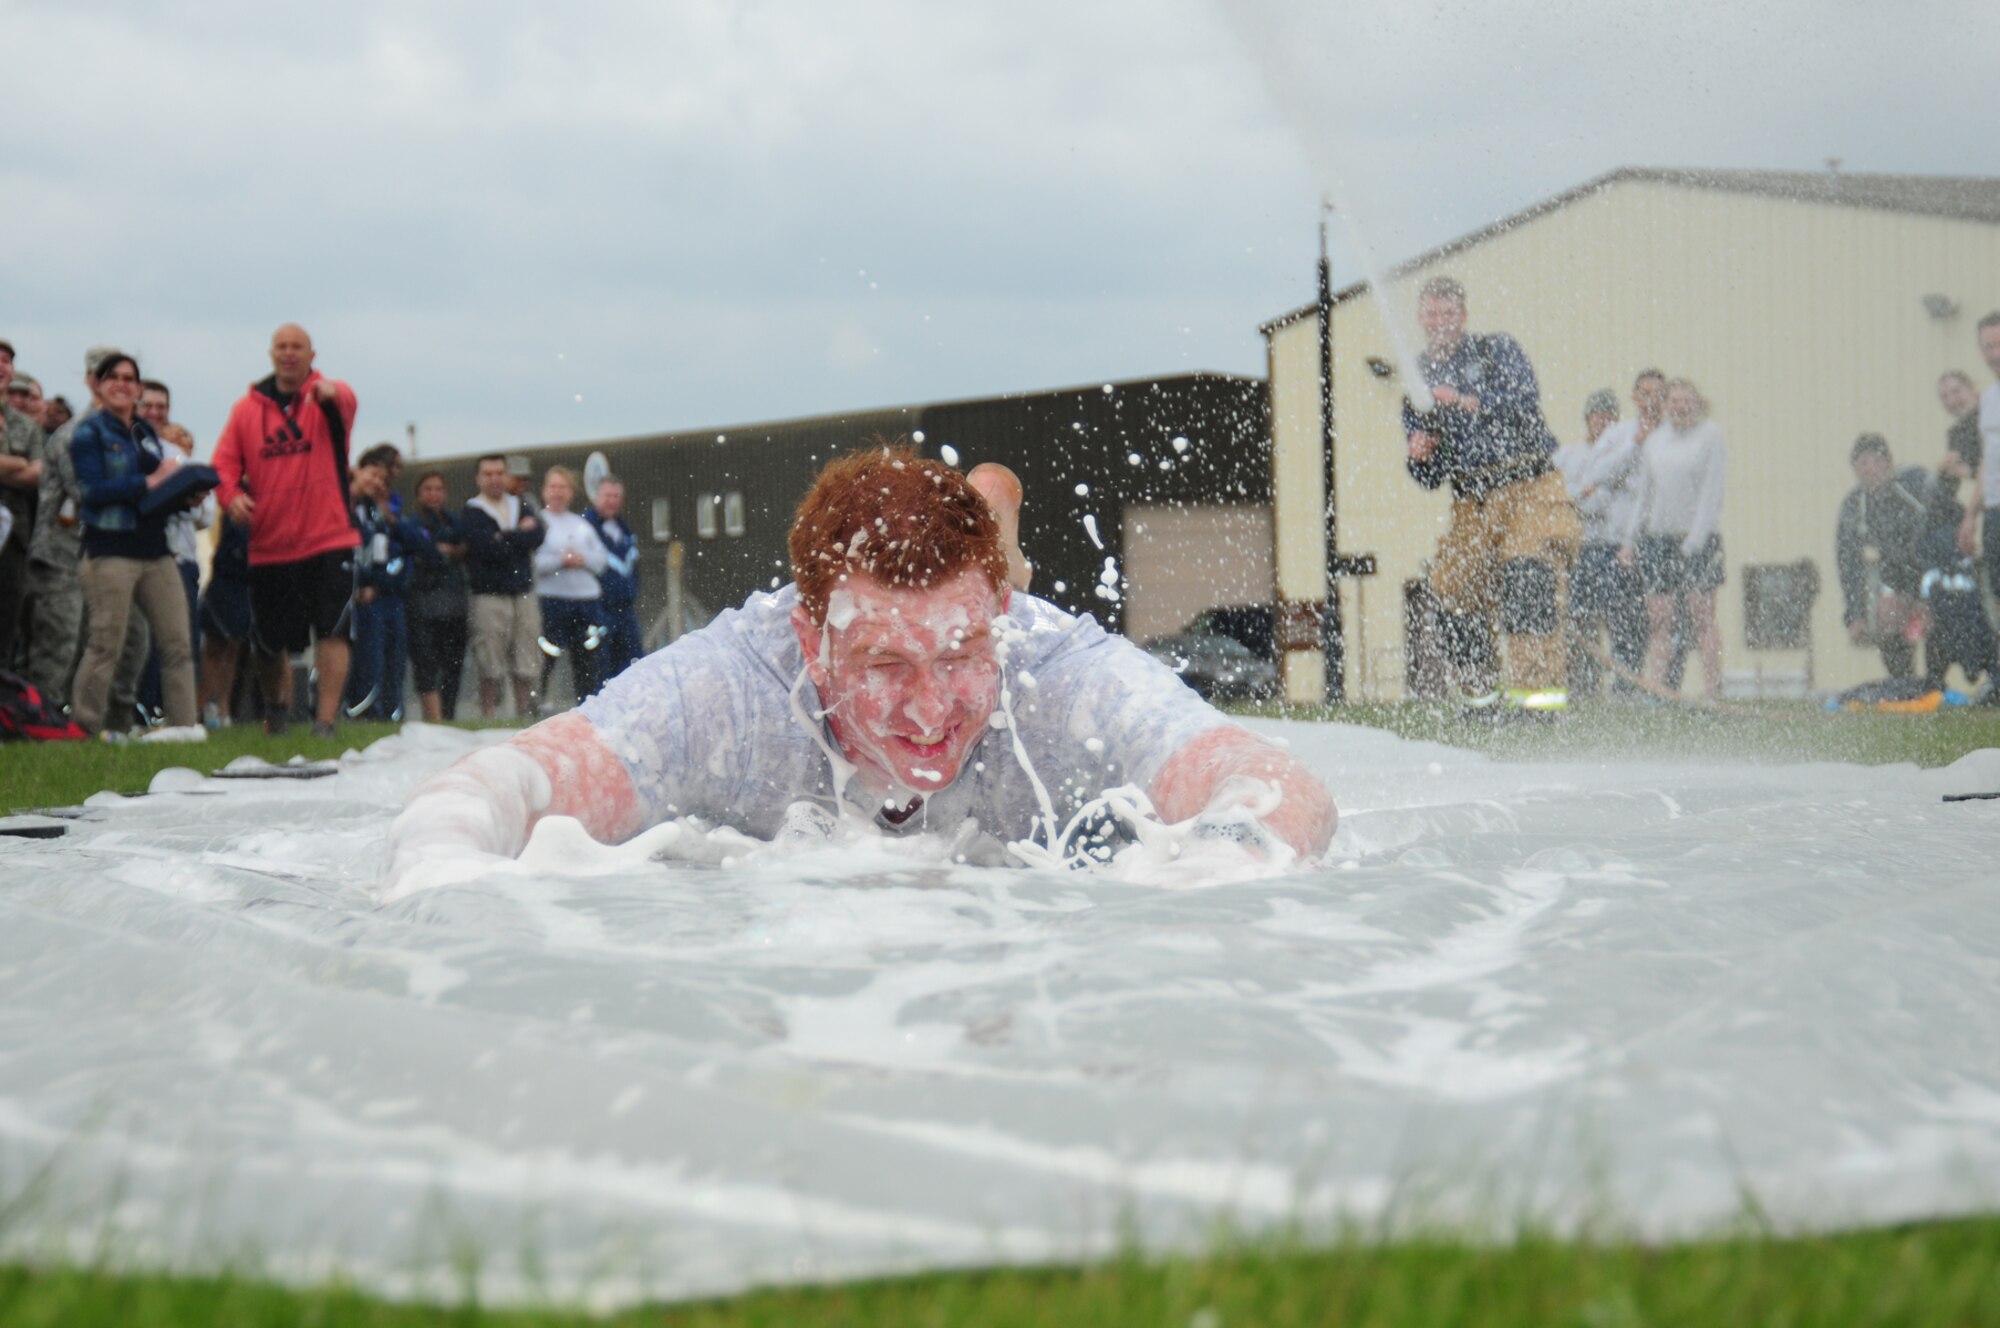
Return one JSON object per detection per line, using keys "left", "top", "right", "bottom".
{"left": 404, "top": 372, "right": 1268, "bottom": 640}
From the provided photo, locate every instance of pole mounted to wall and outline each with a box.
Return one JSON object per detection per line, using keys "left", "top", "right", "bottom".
{"left": 1318, "top": 199, "right": 1346, "bottom": 704}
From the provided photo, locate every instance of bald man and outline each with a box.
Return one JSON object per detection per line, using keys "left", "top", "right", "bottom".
{"left": 211, "top": 324, "right": 360, "bottom": 738}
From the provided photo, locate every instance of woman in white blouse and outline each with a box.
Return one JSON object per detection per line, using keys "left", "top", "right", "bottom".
{"left": 1618, "top": 378, "right": 1727, "bottom": 702}
{"left": 532, "top": 466, "right": 609, "bottom": 706}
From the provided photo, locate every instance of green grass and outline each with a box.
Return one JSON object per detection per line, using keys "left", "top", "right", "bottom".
{"left": 1242, "top": 699, "right": 2000, "bottom": 771}
{"left": 0, "top": 719, "right": 512, "bottom": 815}
{"left": 2, "top": 1218, "right": 1998, "bottom": 1325}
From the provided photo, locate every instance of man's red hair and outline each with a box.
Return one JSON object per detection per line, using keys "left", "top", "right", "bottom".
{"left": 790, "top": 442, "right": 1008, "bottom": 623}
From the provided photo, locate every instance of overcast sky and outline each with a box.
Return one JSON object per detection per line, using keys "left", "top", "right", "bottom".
{"left": 4, "top": 0, "right": 1994, "bottom": 461}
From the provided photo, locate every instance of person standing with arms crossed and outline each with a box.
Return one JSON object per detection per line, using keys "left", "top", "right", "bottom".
{"left": 210, "top": 324, "right": 359, "bottom": 739}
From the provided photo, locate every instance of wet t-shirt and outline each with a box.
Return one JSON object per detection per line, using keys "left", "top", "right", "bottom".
{"left": 577, "top": 585, "right": 1235, "bottom": 843}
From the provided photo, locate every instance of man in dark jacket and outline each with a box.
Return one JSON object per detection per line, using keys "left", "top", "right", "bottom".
{"left": 584, "top": 475, "right": 642, "bottom": 686}
{"left": 462, "top": 453, "right": 545, "bottom": 718}
{"left": 1401, "top": 276, "right": 1581, "bottom": 714}
{"left": 1837, "top": 434, "right": 1933, "bottom": 680}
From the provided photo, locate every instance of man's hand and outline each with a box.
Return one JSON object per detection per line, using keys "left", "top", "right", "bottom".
{"left": 1408, "top": 431, "right": 1437, "bottom": 463}
{"left": 1617, "top": 543, "right": 1636, "bottom": 568}
{"left": 1149, "top": 727, "right": 1335, "bottom": 860}
{"left": 561, "top": 549, "right": 584, "bottom": 569}
{"left": 1429, "top": 385, "right": 1477, "bottom": 412}
{"left": 313, "top": 379, "right": 339, "bottom": 404}
{"left": 228, "top": 493, "right": 255, "bottom": 526}
{"left": 357, "top": 586, "right": 377, "bottom": 606}
{"left": 144, "top": 451, "right": 182, "bottom": 489}
{"left": 1961, "top": 511, "right": 1981, "bottom": 558}
{"left": 1941, "top": 453, "right": 1971, "bottom": 482}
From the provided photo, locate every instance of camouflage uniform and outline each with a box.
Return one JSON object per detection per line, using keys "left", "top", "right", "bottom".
{"left": 22, "top": 417, "right": 148, "bottom": 714}
{"left": 0, "top": 404, "right": 45, "bottom": 663}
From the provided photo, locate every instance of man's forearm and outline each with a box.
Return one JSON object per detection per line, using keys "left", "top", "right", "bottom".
{"left": 1150, "top": 726, "right": 1337, "bottom": 858}
{"left": 383, "top": 712, "right": 645, "bottom": 899}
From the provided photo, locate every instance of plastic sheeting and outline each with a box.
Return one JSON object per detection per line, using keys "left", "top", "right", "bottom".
{"left": 2, "top": 720, "right": 1998, "bottom": 1308}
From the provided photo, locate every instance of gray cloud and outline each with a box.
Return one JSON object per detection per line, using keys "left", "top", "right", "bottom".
{"left": 3, "top": 0, "right": 1993, "bottom": 457}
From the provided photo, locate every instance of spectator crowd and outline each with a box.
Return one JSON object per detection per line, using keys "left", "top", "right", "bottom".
{"left": 1403, "top": 278, "right": 2000, "bottom": 715}
{"left": 1547, "top": 312, "right": 2000, "bottom": 706}
{"left": 0, "top": 327, "right": 643, "bottom": 742}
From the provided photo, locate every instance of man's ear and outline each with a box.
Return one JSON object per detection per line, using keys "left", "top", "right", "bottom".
{"left": 791, "top": 603, "right": 829, "bottom": 687}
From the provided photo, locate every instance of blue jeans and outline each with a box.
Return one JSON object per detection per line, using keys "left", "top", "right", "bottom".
{"left": 598, "top": 601, "right": 644, "bottom": 688}
{"left": 538, "top": 596, "right": 605, "bottom": 705}
{"left": 345, "top": 594, "right": 408, "bottom": 720}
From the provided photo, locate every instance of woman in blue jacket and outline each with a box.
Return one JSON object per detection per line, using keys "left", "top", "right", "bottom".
{"left": 67, "top": 353, "right": 201, "bottom": 736}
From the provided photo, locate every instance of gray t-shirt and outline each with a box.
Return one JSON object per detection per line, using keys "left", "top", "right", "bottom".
{"left": 577, "top": 585, "right": 1236, "bottom": 844}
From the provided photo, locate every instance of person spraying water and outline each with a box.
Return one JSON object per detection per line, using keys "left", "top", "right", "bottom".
{"left": 385, "top": 444, "right": 1335, "bottom": 896}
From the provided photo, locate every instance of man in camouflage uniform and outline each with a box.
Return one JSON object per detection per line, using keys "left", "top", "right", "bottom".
{"left": 0, "top": 338, "right": 46, "bottom": 664}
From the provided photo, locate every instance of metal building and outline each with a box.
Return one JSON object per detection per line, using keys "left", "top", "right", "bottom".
{"left": 414, "top": 372, "right": 1269, "bottom": 650}
{"left": 1262, "top": 167, "right": 2000, "bottom": 702}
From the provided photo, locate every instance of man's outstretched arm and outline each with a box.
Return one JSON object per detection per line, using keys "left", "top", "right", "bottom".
{"left": 382, "top": 712, "right": 645, "bottom": 900}
{"left": 1148, "top": 725, "right": 1337, "bottom": 859}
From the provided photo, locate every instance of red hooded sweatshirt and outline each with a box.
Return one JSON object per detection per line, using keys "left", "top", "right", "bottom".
{"left": 212, "top": 370, "right": 360, "bottom": 567}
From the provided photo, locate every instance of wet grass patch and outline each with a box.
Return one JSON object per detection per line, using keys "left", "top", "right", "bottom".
{"left": 1245, "top": 700, "right": 2000, "bottom": 772}
{"left": 0, "top": 720, "right": 504, "bottom": 816}
{"left": 3, "top": 1217, "right": 2000, "bottom": 1325}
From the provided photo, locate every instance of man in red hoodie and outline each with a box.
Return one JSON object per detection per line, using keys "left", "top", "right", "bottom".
{"left": 211, "top": 324, "right": 359, "bottom": 738}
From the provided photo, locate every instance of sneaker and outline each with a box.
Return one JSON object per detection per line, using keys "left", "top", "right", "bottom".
{"left": 1505, "top": 687, "right": 1569, "bottom": 713}
{"left": 311, "top": 721, "right": 337, "bottom": 741}
{"left": 137, "top": 725, "right": 208, "bottom": 745}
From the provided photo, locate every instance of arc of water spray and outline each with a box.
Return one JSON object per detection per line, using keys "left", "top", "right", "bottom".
{"left": 1216, "top": 0, "right": 1432, "bottom": 410}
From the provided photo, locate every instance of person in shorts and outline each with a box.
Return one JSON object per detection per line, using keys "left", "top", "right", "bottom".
{"left": 461, "top": 453, "right": 545, "bottom": 718}
{"left": 1617, "top": 378, "right": 1727, "bottom": 701}
{"left": 210, "top": 324, "right": 359, "bottom": 738}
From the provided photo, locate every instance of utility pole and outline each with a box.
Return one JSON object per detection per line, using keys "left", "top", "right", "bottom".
{"left": 1318, "top": 199, "right": 1345, "bottom": 703}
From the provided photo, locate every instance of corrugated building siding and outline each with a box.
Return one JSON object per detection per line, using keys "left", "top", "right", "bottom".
{"left": 1297, "top": 178, "right": 2000, "bottom": 699}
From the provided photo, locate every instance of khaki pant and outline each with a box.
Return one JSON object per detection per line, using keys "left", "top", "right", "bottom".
{"left": 1429, "top": 470, "right": 1583, "bottom": 691}
{"left": 24, "top": 559, "right": 149, "bottom": 713}
{"left": 470, "top": 593, "right": 542, "bottom": 684}
{"left": 75, "top": 555, "right": 196, "bottom": 733}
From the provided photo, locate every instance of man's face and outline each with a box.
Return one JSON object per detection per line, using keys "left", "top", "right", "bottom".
{"left": 269, "top": 325, "right": 315, "bottom": 387}
{"left": 1981, "top": 324, "right": 2000, "bottom": 381}
{"left": 1417, "top": 294, "right": 1466, "bottom": 357}
{"left": 794, "top": 567, "right": 1007, "bottom": 799}
{"left": 1632, "top": 376, "right": 1666, "bottom": 422}
{"left": 138, "top": 386, "right": 170, "bottom": 428}
{"left": 476, "top": 460, "right": 510, "bottom": 499}
{"left": 5, "top": 385, "right": 37, "bottom": 426}
{"left": 1940, "top": 375, "right": 1977, "bottom": 418}
{"left": 417, "top": 475, "right": 447, "bottom": 510}
{"left": 1853, "top": 452, "right": 1893, "bottom": 493}
{"left": 595, "top": 481, "right": 624, "bottom": 520}
{"left": 0, "top": 346, "right": 13, "bottom": 392}
{"left": 1585, "top": 410, "right": 1616, "bottom": 442}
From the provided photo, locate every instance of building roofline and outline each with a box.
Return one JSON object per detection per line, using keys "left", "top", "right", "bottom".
{"left": 428, "top": 370, "right": 1264, "bottom": 460}
{"left": 1259, "top": 165, "right": 2000, "bottom": 334}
